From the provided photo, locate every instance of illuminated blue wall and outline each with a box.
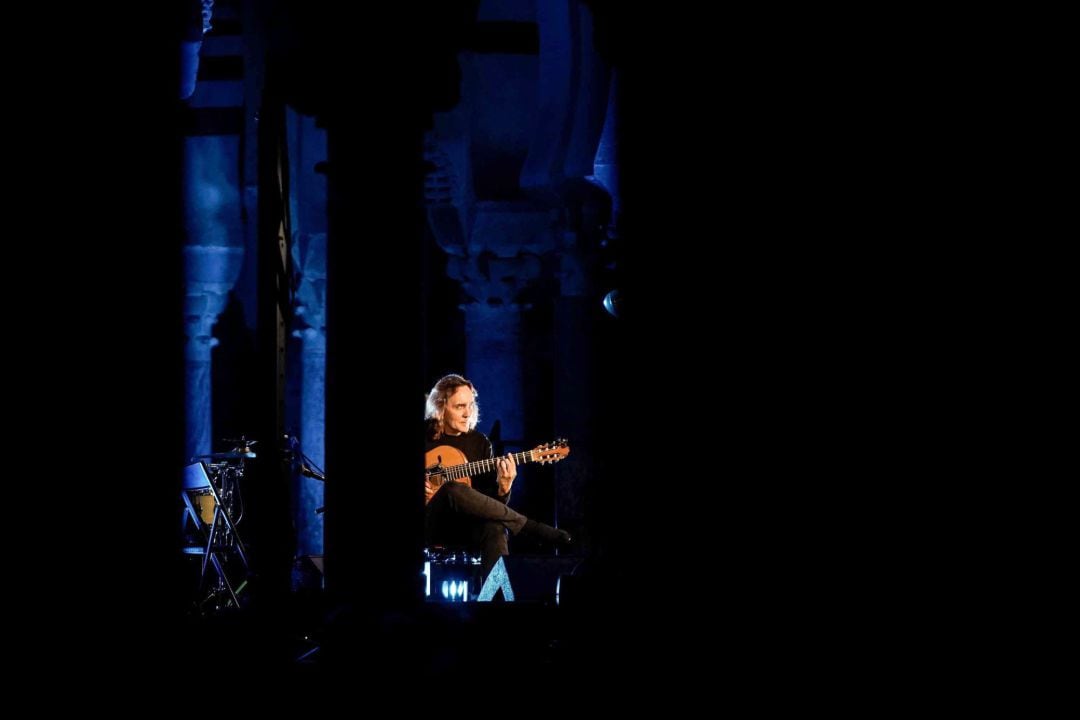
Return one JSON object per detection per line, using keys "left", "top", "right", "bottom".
{"left": 286, "top": 109, "right": 328, "bottom": 556}
{"left": 426, "top": 0, "right": 615, "bottom": 532}
{"left": 179, "top": 0, "right": 618, "bottom": 582}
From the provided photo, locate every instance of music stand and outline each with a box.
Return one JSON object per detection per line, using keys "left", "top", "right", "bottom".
{"left": 181, "top": 461, "right": 249, "bottom": 609}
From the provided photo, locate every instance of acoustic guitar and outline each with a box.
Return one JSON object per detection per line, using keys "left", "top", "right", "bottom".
{"left": 424, "top": 439, "right": 569, "bottom": 505}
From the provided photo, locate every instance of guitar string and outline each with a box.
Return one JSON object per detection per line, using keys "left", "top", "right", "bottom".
{"left": 430, "top": 446, "right": 565, "bottom": 485}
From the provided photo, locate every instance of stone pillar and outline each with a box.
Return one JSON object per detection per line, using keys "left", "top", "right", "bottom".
{"left": 183, "top": 245, "right": 243, "bottom": 460}
{"left": 295, "top": 325, "right": 325, "bottom": 555}
{"left": 442, "top": 203, "right": 551, "bottom": 446}
{"left": 183, "top": 134, "right": 243, "bottom": 461}
{"left": 463, "top": 303, "right": 524, "bottom": 443}
{"left": 291, "top": 229, "right": 327, "bottom": 556}
{"left": 286, "top": 108, "right": 329, "bottom": 558}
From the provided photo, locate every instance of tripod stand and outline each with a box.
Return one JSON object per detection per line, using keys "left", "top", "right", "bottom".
{"left": 181, "top": 459, "right": 250, "bottom": 612}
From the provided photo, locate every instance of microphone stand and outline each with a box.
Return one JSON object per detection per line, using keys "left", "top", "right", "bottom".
{"left": 284, "top": 434, "right": 327, "bottom": 513}
{"left": 303, "top": 456, "right": 327, "bottom": 514}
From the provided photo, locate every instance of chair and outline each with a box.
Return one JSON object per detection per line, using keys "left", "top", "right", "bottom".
{"left": 422, "top": 546, "right": 482, "bottom": 602}
{"left": 181, "top": 461, "right": 249, "bottom": 609}
{"left": 422, "top": 548, "right": 516, "bottom": 602}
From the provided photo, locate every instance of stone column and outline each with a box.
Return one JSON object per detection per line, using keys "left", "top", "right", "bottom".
{"left": 463, "top": 303, "right": 525, "bottom": 443}
{"left": 183, "top": 245, "right": 243, "bottom": 460}
{"left": 183, "top": 134, "right": 243, "bottom": 461}
{"left": 291, "top": 230, "right": 327, "bottom": 556}
{"left": 294, "top": 325, "right": 325, "bottom": 555}
{"left": 443, "top": 202, "right": 552, "bottom": 446}
{"left": 286, "top": 108, "right": 329, "bottom": 558}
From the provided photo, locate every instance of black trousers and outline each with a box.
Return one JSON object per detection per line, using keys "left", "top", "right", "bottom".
{"left": 425, "top": 482, "right": 527, "bottom": 575}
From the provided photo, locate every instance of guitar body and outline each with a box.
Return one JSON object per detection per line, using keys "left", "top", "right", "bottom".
{"left": 425, "top": 445, "right": 471, "bottom": 505}
{"left": 422, "top": 438, "right": 569, "bottom": 506}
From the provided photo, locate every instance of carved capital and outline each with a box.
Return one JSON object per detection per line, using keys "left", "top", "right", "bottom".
{"left": 183, "top": 244, "right": 243, "bottom": 352}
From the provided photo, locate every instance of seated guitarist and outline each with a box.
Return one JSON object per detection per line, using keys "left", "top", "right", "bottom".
{"left": 424, "top": 374, "right": 571, "bottom": 577}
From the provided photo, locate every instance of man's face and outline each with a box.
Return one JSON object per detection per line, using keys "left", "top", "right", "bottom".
{"left": 443, "top": 386, "right": 476, "bottom": 436}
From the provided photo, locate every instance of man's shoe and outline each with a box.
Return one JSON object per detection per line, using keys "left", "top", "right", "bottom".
{"left": 523, "top": 518, "right": 572, "bottom": 546}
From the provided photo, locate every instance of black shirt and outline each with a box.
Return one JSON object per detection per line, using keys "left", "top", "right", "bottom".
{"left": 424, "top": 422, "right": 507, "bottom": 501}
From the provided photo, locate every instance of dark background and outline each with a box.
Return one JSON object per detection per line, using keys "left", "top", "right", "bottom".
{"left": 10, "top": 1, "right": 978, "bottom": 696}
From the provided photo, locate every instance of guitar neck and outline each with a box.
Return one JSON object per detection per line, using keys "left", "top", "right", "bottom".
{"left": 441, "top": 450, "right": 534, "bottom": 482}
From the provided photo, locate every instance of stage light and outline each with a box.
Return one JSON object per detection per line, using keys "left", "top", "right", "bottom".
{"left": 603, "top": 289, "right": 622, "bottom": 318}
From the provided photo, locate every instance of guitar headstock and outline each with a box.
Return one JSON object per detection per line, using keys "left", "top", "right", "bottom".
{"left": 529, "top": 438, "right": 569, "bottom": 465}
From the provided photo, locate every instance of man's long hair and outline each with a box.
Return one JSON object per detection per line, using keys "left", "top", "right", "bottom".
{"left": 425, "top": 373, "right": 480, "bottom": 439}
